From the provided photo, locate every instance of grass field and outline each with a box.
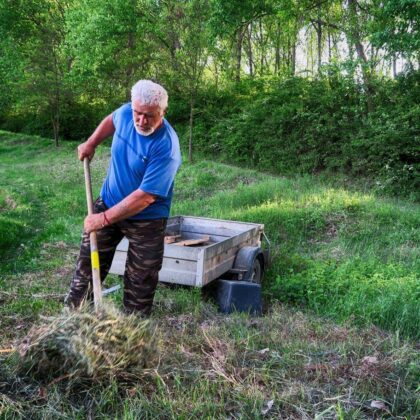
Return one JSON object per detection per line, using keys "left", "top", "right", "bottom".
{"left": 0, "top": 131, "right": 419, "bottom": 418}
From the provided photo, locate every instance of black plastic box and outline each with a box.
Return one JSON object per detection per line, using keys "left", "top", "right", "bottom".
{"left": 215, "top": 279, "right": 262, "bottom": 315}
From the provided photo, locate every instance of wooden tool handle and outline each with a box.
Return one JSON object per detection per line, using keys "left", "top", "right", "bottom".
{"left": 83, "top": 158, "right": 102, "bottom": 311}
{"left": 83, "top": 158, "right": 95, "bottom": 216}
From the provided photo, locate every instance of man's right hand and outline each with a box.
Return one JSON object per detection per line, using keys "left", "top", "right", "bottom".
{"left": 77, "top": 141, "right": 95, "bottom": 161}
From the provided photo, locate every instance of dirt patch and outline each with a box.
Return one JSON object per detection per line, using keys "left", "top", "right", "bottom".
{"left": 236, "top": 175, "right": 257, "bottom": 186}
{"left": 5, "top": 196, "right": 17, "bottom": 210}
{"left": 0, "top": 314, "right": 37, "bottom": 347}
{"left": 42, "top": 241, "right": 76, "bottom": 251}
{"left": 54, "top": 266, "right": 74, "bottom": 278}
{"left": 309, "top": 213, "right": 348, "bottom": 247}
{"left": 0, "top": 194, "right": 18, "bottom": 212}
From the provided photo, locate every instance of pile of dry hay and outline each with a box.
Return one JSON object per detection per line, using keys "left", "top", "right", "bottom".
{"left": 17, "top": 303, "right": 159, "bottom": 386}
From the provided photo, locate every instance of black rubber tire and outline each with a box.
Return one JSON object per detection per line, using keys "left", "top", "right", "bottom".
{"left": 248, "top": 257, "right": 262, "bottom": 284}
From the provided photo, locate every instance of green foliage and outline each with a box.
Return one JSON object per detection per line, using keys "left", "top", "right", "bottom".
{"left": 0, "top": 0, "right": 417, "bottom": 191}
{"left": 65, "top": 0, "right": 154, "bottom": 103}
{"left": 371, "top": 0, "right": 420, "bottom": 57}
{"left": 349, "top": 71, "right": 420, "bottom": 199}
{"left": 190, "top": 71, "right": 419, "bottom": 199}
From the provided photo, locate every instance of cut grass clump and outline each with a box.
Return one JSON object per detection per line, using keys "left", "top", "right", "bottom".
{"left": 17, "top": 302, "right": 158, "bottom": 386}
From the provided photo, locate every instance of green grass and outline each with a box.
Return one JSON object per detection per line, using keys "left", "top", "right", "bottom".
{"left": 0, "top": 130, "right": 419, "bottom": 418}
{"left": 174, "top": 169, "right": 419, "bottom": 339}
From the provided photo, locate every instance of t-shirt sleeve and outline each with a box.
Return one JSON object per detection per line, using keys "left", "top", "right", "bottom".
{"left": 112, "top": 103, "right": 130, "bottom": 133}
{"left": 139, "top": 145, "right": 180, "bottom": 198}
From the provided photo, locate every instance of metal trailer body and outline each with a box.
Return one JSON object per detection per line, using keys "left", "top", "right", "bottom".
{"left": 108, "top": 215, "right": 266, "bottom": 287}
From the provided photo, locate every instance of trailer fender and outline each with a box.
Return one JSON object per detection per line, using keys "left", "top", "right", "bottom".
{"left": 233, "top": 246, "right": 265, "bottom": 283}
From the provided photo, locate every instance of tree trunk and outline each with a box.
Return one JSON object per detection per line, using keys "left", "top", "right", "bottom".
{"left": 316, "top": 3, "right": 322, "bottom": 73}
{"left": 370, "top": 44, "right": 376, "bottom": 72}
{"left": 126, "top": 32, "right": 135, "bottom": 100}
{"left": 275, "top": 22, "right": 281, "bottom": 74}
{"left": 259, "top": 19, "right": 264, "bottom": 75}
{"left": 52, "top": 114, "right": 59, "bottom": 147}
{"left": 332, "top": 32, "right": 339, "bottom": 59}
{"left": 235, "top": 27, "right": 244, "bottom": 82}
{"left": 167, "top": 3, "right": 181, "bottom": 73}
{"left": 328, "top": 31, "right": 331, "bottom": 63}
{"left": 246, "top": 23, "right": 253, "bottom": 77}
{"left": 317, "top": 21, "right": 322, "bottom": 72}
{"left": 124, "top": 0, "right": 137, "bottom": 99}
{"left": 52, "top": 48, "right": 60, "bottom": 147}
{"left": 214, "top": 61, "right": 219, "bottom": 90}
{"left": 392, "top": 55, "right": 397, "bottom": 78}
{"left": 188, "top": 94, "right": 194, "bottom": 163}
{"left": 348, "top": 0, "right": 374, "bottom": 113}
{"left": 51, "top": 82, "right": 60, "bottom": 147}
{"left": 291, "top": 41, "right": 296, "bottom": 76}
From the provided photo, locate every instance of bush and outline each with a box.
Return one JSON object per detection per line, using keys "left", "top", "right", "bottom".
{"left": 2, "top": 69, "right": 418, "bottom": 198}
{"left": 190, "top": 71, "right": 419, "bottom": 199}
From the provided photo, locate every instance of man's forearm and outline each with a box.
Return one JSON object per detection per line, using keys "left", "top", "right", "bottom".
{"left": 87, "top": 114, "right": 115, "bottom": 147}
{"left": 105, "top": 189, "right": 156, "bottom": 224}
{"left": 83, "top": 189, "right": 157, "bottom": 233}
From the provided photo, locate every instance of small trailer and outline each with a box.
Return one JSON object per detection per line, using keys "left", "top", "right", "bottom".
{"left": 109, "top": 215, "right": 269, "bottom": 287}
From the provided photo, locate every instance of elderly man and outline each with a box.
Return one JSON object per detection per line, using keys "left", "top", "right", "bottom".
{"left": 66, "top": 80, "right": 182, "bottom": 316}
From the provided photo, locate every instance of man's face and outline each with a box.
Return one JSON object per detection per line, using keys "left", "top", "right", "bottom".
{"left": 132, "top": 100, "right": 164, "bottom": 136}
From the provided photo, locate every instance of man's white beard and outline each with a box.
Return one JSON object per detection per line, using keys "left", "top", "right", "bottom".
{"left": 134, "top": 125, "right": 155, "bottom": 136}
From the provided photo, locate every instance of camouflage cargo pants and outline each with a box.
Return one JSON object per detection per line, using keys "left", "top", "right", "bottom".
{"left": 66, "top": 197, "right": 166, "bottom": 315}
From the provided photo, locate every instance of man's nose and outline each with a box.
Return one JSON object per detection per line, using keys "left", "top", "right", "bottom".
{"left": 139, "top": 115, "right": 148, "bottom": 125}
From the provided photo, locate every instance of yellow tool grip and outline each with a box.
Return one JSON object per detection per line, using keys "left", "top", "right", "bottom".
{"left": 91, "top": 250, "right": 100, "bottom": 270}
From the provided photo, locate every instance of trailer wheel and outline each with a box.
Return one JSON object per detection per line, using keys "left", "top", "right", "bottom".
{"left": 233, "top": 246, "right": 264, "bottom": 284}
{"left": 249, "top": 257, "right": 262, "bottom": 284}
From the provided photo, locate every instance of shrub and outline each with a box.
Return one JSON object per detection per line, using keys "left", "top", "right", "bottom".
{"left": 190, "top": 71, "right": 419, "bottom": 199}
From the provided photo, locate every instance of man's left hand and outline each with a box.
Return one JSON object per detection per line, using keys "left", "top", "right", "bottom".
{"left": 84, "top": 214, "right": 104, "bottom": 234}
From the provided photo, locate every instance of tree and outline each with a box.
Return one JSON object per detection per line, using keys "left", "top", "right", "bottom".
{"left": 0, "top": 0, "right": 72, "bottom": 145}
{"left": 157, "top": 0, "right": 213, "bottom": 162}
{"left": 66, "top": 0, "right": 157, "bottom": 106}
{"left": 210, "top": 0, "right": 274, "bottom": 82}
{"left": 371, "top": 0, "right": 420, "bottom": 59}
{"left": 345, "top": 0, "right": 375, "bottom": 113}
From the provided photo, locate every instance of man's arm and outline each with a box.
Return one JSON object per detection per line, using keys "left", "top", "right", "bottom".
{"left": 84, "top": 189, "right": 156, "bottom": 233}
{"left": 78, "top": 114, "right": 115, "bottom": 161}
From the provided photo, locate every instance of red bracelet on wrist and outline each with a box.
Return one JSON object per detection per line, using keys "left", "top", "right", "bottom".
{"left": 102, "top": 211, "right": 111, "bottom": 227}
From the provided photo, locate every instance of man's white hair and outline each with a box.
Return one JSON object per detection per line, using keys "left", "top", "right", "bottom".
{"left": 131, "top": 80, "right": 168, "bottom": 111}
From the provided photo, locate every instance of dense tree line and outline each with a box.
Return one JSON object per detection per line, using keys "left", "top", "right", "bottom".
{"left": 0, "top": 0, "right": 418, "bottom": 196}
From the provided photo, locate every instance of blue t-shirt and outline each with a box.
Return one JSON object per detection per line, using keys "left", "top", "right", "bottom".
{"left": 100, "top": 103, "right": 182, "bottom": 220}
